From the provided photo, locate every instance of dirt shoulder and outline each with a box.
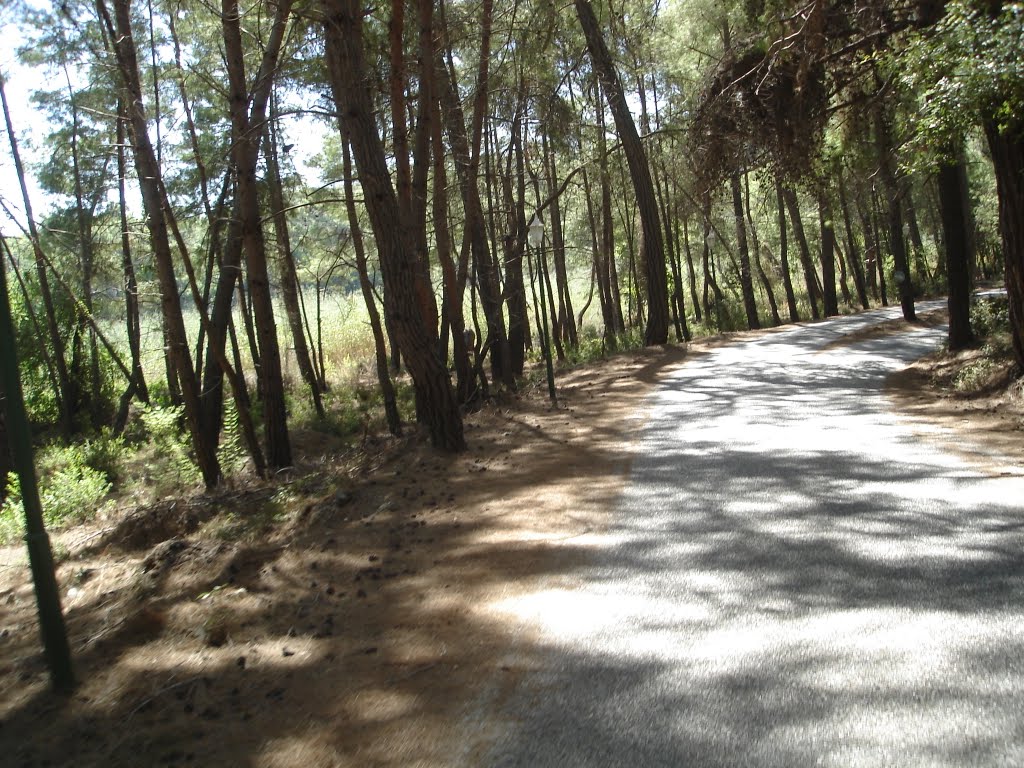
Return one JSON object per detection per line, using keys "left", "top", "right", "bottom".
{"left": 0, "top": 343, "right": 686, "bottom": 768}
{"left": 1, "top": 315, "right": 1021, "bottom": 768}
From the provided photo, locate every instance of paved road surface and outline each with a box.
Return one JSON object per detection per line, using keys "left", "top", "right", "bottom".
{"left": 476, "top": 302, "right": 1024, "bottom": 767}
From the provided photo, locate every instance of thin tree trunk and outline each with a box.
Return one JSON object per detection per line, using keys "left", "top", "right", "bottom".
{"left": 838, "top": 178, "right": 870, "bottom": 309}
{"left": 873, "top": 83, "right": 916, "bottom": 321}
{"left": 436, "top": 0, "right": 511, "bottom": 388}
{"left": 743, "top": 172, "right": 780, "bottom": 326}
{"left": 680, "top": 213, "right": 703, "bottom": 325}
{"left": 818, "top": 191, "right": 839, "bottom": 317}
{"left": 0, "top": 73, "right": 74, "bottom": 436}
{"left": 543, "top": 132, "right": 577, "bottom": 348}
{"left": 342, "top": 132, "right": 401, "bottom": 434}
{"left": 729, "top": 172, "right": 761, "bottom": 329}
{"left": 264, "top": 104, "right": 325, "bottom": 420}
{"left": 775, "top": 181, "right": 800, "bottom": 322}
{"left": 115, "top": 100, "right": 149, "bottom": 410}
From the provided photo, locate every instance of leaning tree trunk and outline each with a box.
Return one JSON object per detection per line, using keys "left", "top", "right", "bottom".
{"left": 783, "top": 186, "right": 821, "bottom": 320}
{"left": 323, "top": 0, "right": 465, "bottom": 450}
{"left": 0, "top": 74, "right": 75, "bottom": 437}
{"left": 575, "top": 0, "right": 668, "bottom": 345}
{"left": 101, "top": 0, "right": 221, "bottom": 487}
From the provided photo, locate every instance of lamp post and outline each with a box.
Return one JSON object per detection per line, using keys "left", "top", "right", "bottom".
{"left": 528, "top": 214, "right": 556, "bottom": 403}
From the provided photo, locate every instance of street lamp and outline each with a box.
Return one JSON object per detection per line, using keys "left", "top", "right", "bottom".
{"left": 528, "top": 213, "right": 556, "bottom": 403}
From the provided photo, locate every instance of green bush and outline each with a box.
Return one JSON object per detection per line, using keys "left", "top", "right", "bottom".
{"left": 138, "top": 404, "right": 201, "bottom": 492}
{"left": 0, "top": 460, "right": 113, "bottom": 546}
{"left": 970, "top": 296, "right": 1010, "bottom": 338}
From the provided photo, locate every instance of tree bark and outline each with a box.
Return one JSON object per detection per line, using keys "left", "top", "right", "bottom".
{"left": 100, "top": 0, "right": 221, "bottom": 487}
{"left": 775, "top": 181, "right": 800, "bottom": 322}
{"left": 323, "top": 0, "right": 465, "bottom": 450}
{"left": 938, "top": 149, "right": 975, "bottom": 351}
{"left": 782, "top": 186, "right": 821, "bottom": 320}
{"left": 818, "top": 191, "right": 839, "bottom": 317}
{"left": 984, "top": 120, "right": 1024, "bottom": 370}
{"left": 575, "top": 0, "right": 668, "bottom": 344}
{"left": 264, "top": 106, "right": 325, "bottom": 420}
{"left": 222, "top": 0, "right": 293, "bottom": 469}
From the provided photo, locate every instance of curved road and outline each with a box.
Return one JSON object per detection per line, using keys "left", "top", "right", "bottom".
{"left": 477, "top": 301, "right": 1024, "bottom": 767}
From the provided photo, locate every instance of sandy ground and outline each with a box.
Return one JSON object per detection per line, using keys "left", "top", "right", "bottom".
{"left": 0, "top": 317, "right": 1020, "bottom": 768}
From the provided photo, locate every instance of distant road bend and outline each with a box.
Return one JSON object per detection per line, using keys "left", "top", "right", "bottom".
{"left": 473, "top": 300, "right": 1024, "bottom": 768}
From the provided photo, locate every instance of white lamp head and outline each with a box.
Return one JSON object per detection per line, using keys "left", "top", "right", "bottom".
{"left": 528, "top": 213, "right": 544, "bottom": 248}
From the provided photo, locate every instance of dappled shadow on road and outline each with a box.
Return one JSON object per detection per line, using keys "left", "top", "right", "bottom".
{"left": 472, "top": 317, "right": 1024, "bottom": 767}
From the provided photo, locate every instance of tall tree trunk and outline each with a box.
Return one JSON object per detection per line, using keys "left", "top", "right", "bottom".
{"left": 575, "top": 0, "right": 668, "bottom": 344}
{"left": 838, "top": 179, "right": 870, "bottom": 309}
{"left": 323, "top": 0, "right": 465, "bottom": 450}
{"left": 743, "top": 172, "right": 780, "bottom": 326}
{"left": 115, "top": 98, "right": 149, "bottom": 409}
{"left": 782, "top": 186, "right": 821, "bottom": 320}
{"left": 543, "top": 132, "right": 577, "bottom": 348}
{"left": 222, "top": 0, "right": 293, "bottom": 469}
{"left": 264, "top": 105, "right": 325, "bottom": 420}
{"left": 597, "top": 99, "right": 625, "bottom": 339}
{"left": 729, "top": 172, "right": 761, "bottom": 329}
{"left": 64, "top": 69, "right": 103, "bottom": 427}
{"left": 435, "top": 0, "right": 511, "bottom": 387}
{"left": 873, "top": 86, "right": 916, "bottom": 321}
{"left": 775, "top": 181, "right": 800, "bottom": 322}
{"left": 100, "top": 0, "right": 221, "bottom": 487}
{"left": 342, "top": 133, "right": 402, "bottom": 435}
{"left": 0, "top": 74, "right": 74, "bottom": 437}
{"left": 681, "top": 214, "right": 703, "bottom": 324}
{"left": 503, "top": 106, "right": 530, "bottom": 375}
{"left": 701, "top": 194, "right": 728, "bottom": 330}
{"left": 818, "top": 191, "right": 839, "bottom": 317}
{"left": 984, "top": 120, "right": 1024, "bottom": 370}
{"left": 938, "top": 148, "right": 975, "bottom": 351}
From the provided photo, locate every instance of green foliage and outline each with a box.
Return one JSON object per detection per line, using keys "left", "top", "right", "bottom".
{"left": 953, "top": 296, "right": 1013, "bottom": 392}
{"left": 970, "top": 295, "right": 1011, "bottom": 338}
{"left": 0, "top": 439, "right": 117, "bottom": 545}
{"left": 903, "top": 1, "right": 1024, "bottom": 155}
{"left": 137, "top": 404, "right": 201, "bottom": 492}
{"left": 217, "top": 402, "right": 248, "bottom": 478}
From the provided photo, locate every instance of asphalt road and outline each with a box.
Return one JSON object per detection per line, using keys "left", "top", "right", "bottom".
{"left": 476, "top": 301, "right": 1024, "bottom": 767}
